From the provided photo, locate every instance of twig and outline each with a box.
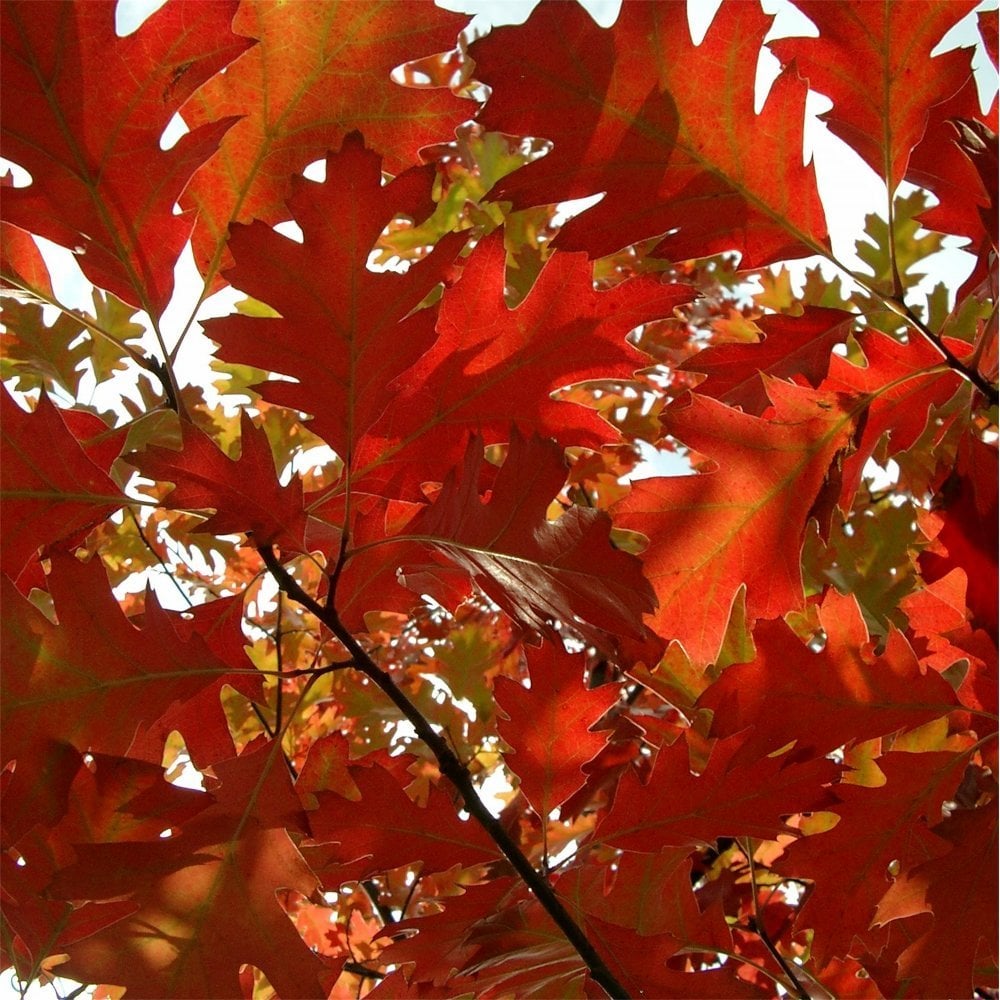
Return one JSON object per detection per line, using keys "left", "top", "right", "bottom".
{"left": 258, "top": 544, "right": 632, "bottom": 1000}
{"left": 900, "top": 300, "right": 998, "bottom": 406}
{"left": 743, "top": 840, "right": 810, "bottom": 1000}
{"left": 342, "top": 961, "right": 385, "bottom": 981}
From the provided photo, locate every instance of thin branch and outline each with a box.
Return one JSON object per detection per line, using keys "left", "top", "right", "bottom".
{"left": 273, "top": 592, "right": 285, "bottom": 732}
{"left": 125, "top": 507, "right": 195, "bottom": 607}
{"left": 899, "top": 301, "right": 998, "bottom": 405}
{"left": 250, "top": 702, "right": 276, "bottom": 739}
{"left": 258, "top": 544, "right": 632, "bottom": 1000}
{"left": 361, "top": 879, "right": 396, "bottom": 927}
{"left": 743, "top": 840, "right": 809, "bottom": 1000}
{"left": 342, "top": 961, "right": 385, "bottom": 982}
{"left": 400, "top": 873, "right": 421, "bottom": 921}
{"left": 326, "top": 520, "right": 350, "bottom": 610}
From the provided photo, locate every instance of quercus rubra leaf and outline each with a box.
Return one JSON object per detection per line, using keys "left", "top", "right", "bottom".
{"left": 2, "top": 1, "right": 997, "bottom": 996}
{"left": 776, "top": 750, "right": 968, "bottom": 967}
{"left": 0, "top": 393, "right": 125, "bottom": 579}
{"left": 125, "top": 593, "right": 265, "bottom": 771}
{"left": 698, "top": 590, "right": 961, "bottom": 767}
{"left": 49, "top": 743, "right": 331, "bottom": 999}
{"left": 0, "top": 552, "right": 235, "bottom": 848}
{"left": 207, "top": 135, "right": 465, "bottom": 468}
{"left": 0, "top": 190, "right": 53, "bottom": 296}
{"left": 354, "top": 233, "right": 693, "bottom": 493}
{"left": 905, "top": 74, "right": 999, "bottom": 253}
{"left": 557, "top": 849, "right": 732, "bottom": 947}
{"left": 679, "top": 306, "right": 855, "bottom": 416}
{"left": 179, "top": 0, "right": 468, "bottom": 280}
{"left": 827, "top": 328, "right": 967, "bottom": 505}
{"left": 0, "top": 0, "right": 250, "bottom": 313}
{"left": 495, "top": 645, "right": 619, "bottom": 820}
{"left": 598, "top": 734, "right": 839, "bottom": 853}
{"left": 616, "top": 384, "right": 855, "bottom": 664}
{"left": 403, "top": 430, "right": 657, "bottom": 653}
{"left": 873, "top": 804, "right": 998, "bottom": 999}
{"left": 132, "top": 411, "right": 307, "bottom": 551}
{"left": 770, "top": 1, "right": 978, "bottom": 192}
{"left": 470, "top": 2, "right": 828, "bottom": 263}
{"left": 920, "top": 432, "right": 999, "bottom": 638}
{"left": 306, "top": 757, "right": 499, "bottom": 876}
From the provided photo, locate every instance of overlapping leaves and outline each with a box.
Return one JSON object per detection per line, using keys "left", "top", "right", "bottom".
{"left": 0, "top": 1, "right": 996, "bottom": 998}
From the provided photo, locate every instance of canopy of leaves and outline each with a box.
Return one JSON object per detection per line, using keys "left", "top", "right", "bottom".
{"left": 1, "top": 1, "right": 996, "bottom": 999}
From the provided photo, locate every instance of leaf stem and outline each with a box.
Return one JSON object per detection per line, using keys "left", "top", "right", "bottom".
{"left": 258, "top": 544, "right": 632, "bottom": 1000}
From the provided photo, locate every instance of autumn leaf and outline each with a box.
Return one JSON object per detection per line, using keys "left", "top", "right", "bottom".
{"left": 597, "top": 734, "right": 839, "bottom": 853}
{"left": 470, "top": 2, "right": 828, "bottom": 264}
{"left": 770, "top": 1, "right": 978, "bottom": 191}
{"left": 1, "top": 552, "right": 236, "bottom": 852}
{"left": 179, "top": 0, "right": 468, "bottom": 282}
{"left": 495, "top": 644, "right": 619, "bottom": 821}
{"left": 306, "top": 756, "right": 500, "bottom": 877}
{"left": 776, "top": 750, "right": 968, "bottom": 966}
{"left": 616, "top": 384, "right": 856, "bottom": 664}
{"left": 0, "top": 0, "right": 250, "bottom": 312}
{"left": 132, "top": 411, "right": 308, "bottom": 551}
{"left": 698, "top": 590, "right": 961, "bottom": 766}
{"left": 207, "top": 134, "right": 465, "bottom": 470}
{"left": 49, "top": 743, "right": 331, "bottom": 999}
{"left": 353, "top": 232, "right": 693, "bottom": 495}
{"left": 0, "top": 393, "right": 126, "bottom": 579}
{"left": 402, "top": 429, "right": 657, "bottom": 654}
{"left": 678, "top": 306, "right": 855, "bottom": 416}
{"left": 873, "top": 804, "right": 998, "bottom": 999}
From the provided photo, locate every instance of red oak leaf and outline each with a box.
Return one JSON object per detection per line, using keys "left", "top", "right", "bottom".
{"left": 206, "top": 135, "right": 464, "bottom": 468}
{"left": 355, "top": 233, "right": 693, "bottom": 495}
{"left": 495, "top": 645, "right": 619, "bottom": 821}
{"left": 557, "top": 848, "right": 732, "bottom": 947}
{"left": 579, "top": 916, "right": 766, "bottom": 999}
{"left": 776, "top": 751, "right": 967, "bottom": 966}
{"left": 679, "top": 307, "right": 854, "bottom": 417}
{"left": 906, "top": 74, "right": 999, "bottom": 253}
{"left": 770, "top": 1, "right": 978, "bottom": 191}
{"left": 1, "top": 553, "right": 235, "bottom": 842}
{"left": 377, "top": 879, "right": 518, "bottom": 988}
{"left": 1, "top": 392, "right": 125, "bottom": 579}
{"left": 873, "top": 804, "right": 998, "bottom": 998}
{"left": 132, "top": 412, "right": 307, "bottom": 551}
{"left": 616, "top": 384, "right": 855, "bottom": 664}
{"left": 825, "top": 328, "right": 965, "bottom": 506}
{"left": 470, "top": 3, "right": 827, "bottom": 264}
{"left": 306, "top": 758, "right": 499, "bottom": 877}
{"left": 125, "top": 593, "right": 265, "bottom": 770}
{"left": 49, "top": 743, "right": 331, "bottom": 999}
{"left": 0, "top": 0, "right": 249, "bottom": 312}
{"left": 597, "top": 734, "right": 839, "bottom": 853}
{"left": 698, "top": 590, "right": 960, "bottom": 767}
{"left": 920, "top": 432, "right": 999, "bottom": 639}
{"left": 402, "top": 430, "right": 657, "bottom": 654}
{"left": 1, "top": 208, "right": 52, "bottom": 297}
{"left": 179, "top": 0, "right": 468, "bottom": 281}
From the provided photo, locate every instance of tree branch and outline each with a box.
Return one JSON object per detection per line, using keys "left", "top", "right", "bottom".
{"left": 258, "top": 545, "right": 632, "bottom": 1000}
{"left": 898, "top": 300, "right": 998, "bottom": 406}
{"left": 744, "top": 840, "right": 809, "bottom": 1000}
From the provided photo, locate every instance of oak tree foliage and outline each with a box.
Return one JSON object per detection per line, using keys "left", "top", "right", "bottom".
{"left": 1, "top": 1, "right": 997, "bottom": 997}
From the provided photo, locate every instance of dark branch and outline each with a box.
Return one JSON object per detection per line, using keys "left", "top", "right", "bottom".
{"left": 902, "top": 301, "right": 999, "bottom": 406}
{"left": 258, "top": 544, "right": 632, "bottom": 1000}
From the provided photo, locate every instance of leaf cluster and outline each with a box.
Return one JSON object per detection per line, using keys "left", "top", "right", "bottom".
{"left": 1, "top": 2, "right": 997, "bottom": 998}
